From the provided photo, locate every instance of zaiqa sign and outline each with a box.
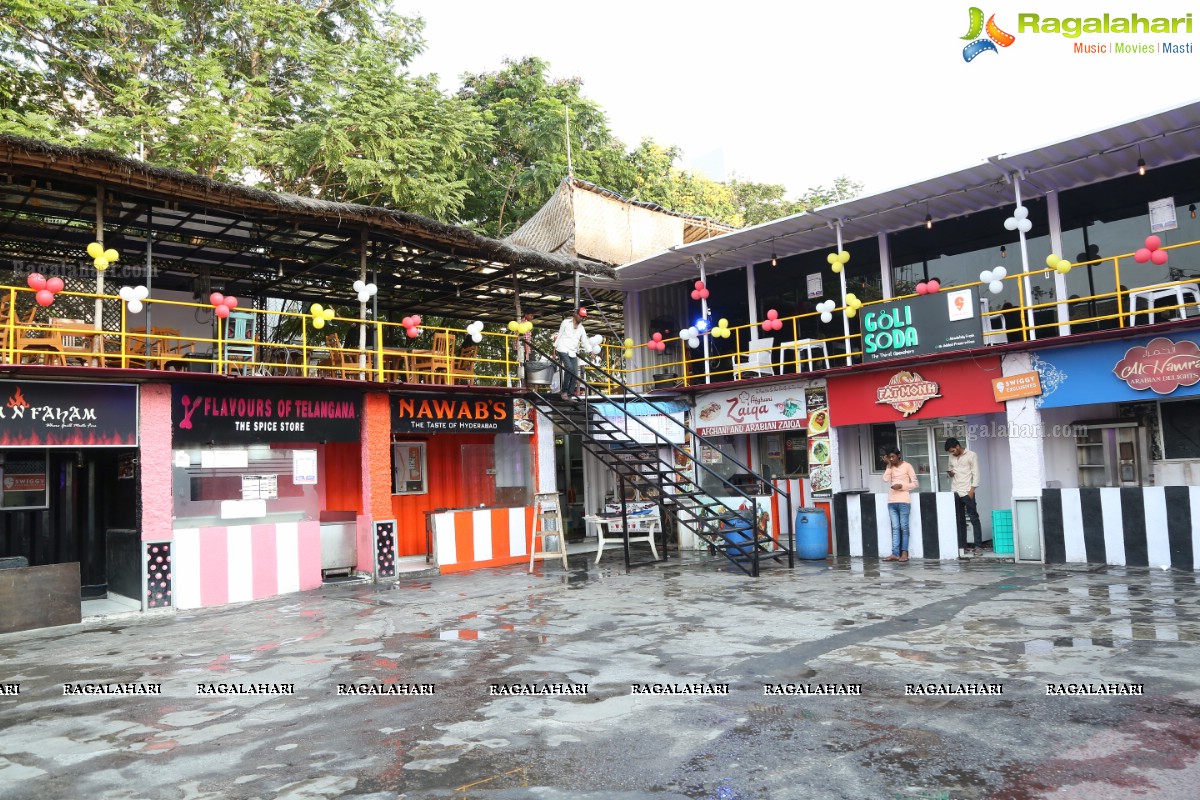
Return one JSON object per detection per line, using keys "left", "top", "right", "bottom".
{"left": 0, "top": 380, "right": 138, "bottom": 447}
{"left": 694, "top": 381, "right": 812, "bottom": 436}
{"left": 1113, "top": 337, "right": 1200, "bottom": 395}
{"left": 875, "top": 371, "right": 942, "bottom": 417}
{"left": 172, "top": 383, "right": 361, "bottom": 444}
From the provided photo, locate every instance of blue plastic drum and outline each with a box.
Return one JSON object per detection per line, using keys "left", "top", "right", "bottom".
{"left": 795, "top": 507, "right": 829, "bottom": 560}
{"left": 722, "top": 516, "right": 755, "bottom": 560}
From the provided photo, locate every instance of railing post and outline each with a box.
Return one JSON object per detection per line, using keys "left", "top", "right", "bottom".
{"left": 1114, "top": 257, "right": 1125, "bottom": 328}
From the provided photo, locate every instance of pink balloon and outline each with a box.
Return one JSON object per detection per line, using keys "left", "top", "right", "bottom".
{"left": 46, "top": 277, "right": 64, "bottom": 294}
{"left": 1134, "top": 248, "right": 1151, "bottom": 263}
{"left": 209, "top": 292, "right": 224, "bottom": 306}
{"left": 1151, "top": 249, "right": 1169, "bottom": 266}
{"left": 927, "top": 280, "right": 941, "bottom": 293}
{"left": 27, "top": 273, "right": 47, "bottom": 291}
{"left": 35, "top": 289, "right": 54, "bottom": 306}
{"left": 915, "top": 282, "right": 928, "bottom": 295}
{"left": 215, "top": 304, "right": 230, "bottom": 319}
{"left": 652, "top": 332, "right": 663, "bottom": 341}
{"left": 1145, "top": 235, "right": 1162, "bottom": 251}
{"left": 691, "top": 290, "right": 701, "bottom": 300}
{"left": 406, "top": 327, "right": 419, "bottom": 338}
{"left": 700, "top": 289, "right": 710, "bottom": 299}
{"left": 773, "top": 319, "right": 783, "bottom": 330}
{"left": 412, "top": 315, "right": 422, "bottom": 325}
{"left": 224, "top": 296, "right": 238, "bottom": 310}
{"left": 402, "top": 316, "right": 414, "bottom": 327}
{"left": 694, "top": 280, "right": 705, "bottom": 290}
{"left": 767, "top": 309, "right": 778, "bottom": 320}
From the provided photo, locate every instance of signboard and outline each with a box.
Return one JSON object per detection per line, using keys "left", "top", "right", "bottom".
{"left": 805, "top": 385, "right": 832, "bottom": 499}
{"left": 876, "top": 371, "right": 942, "bottom": 417}
{"left": 695, "top": 380, "right": 815, "bottom": 436}
{"left": 993, "top": 371, "right": 1043, "bottom": 402}
{"left": 828, "top": 357, "right": 1004, "bottom": 425}
{"left": 806, "top": 273, "right": 824, "bottom": 299}
{"left": 512, "top": 399, "right": 535, "bottom": 436}
{"left": 0, "top": 380, "right": 138, "bottom": 447}
{"left": 172, "top": 383, "right": 361, "bottom": 444}
{"left": 1031, "top": 332, "right": 1200, "bottom": 409}
{"left": 862, "top": 288, "right": 984, "bottom": 362}
{"left": 391, "top": 393, "right": 514, "bottom": 434}
{"left": 1149, "top": 197, "right": 1177, "bottom": 233}
{"left": 292, "top": 450, "right": 318, "bottom": 485}
{"left": 593, "top": 400, "right": 686, "bottom": 444}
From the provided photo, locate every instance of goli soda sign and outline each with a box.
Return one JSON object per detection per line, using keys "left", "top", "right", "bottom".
{"left": 862, "top": 288, "right": 984, "bottom": 362}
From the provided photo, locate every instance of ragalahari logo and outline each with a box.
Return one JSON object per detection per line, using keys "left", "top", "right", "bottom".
{"left": 962, "top": 7, "right": 1016, "bottom": 61}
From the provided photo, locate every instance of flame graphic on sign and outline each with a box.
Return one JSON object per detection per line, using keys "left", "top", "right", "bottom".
{"left": 6, "top": 386, "right": 29, "bottom": 409}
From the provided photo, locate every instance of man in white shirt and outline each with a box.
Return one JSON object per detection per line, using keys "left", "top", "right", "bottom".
{"left": 554, "top": 308, "right": 588, "bottom": 402}
{"left": 945, "top": 437, "right": 983, "bottom": 557}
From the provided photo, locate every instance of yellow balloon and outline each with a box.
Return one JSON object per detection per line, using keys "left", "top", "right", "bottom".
{"left": 846, "top": 308, "right": 857, "bottom": 318}
{"left": 826, "top": 253, "right": 837, "bottom": 265}
{"left": 832, "top": 264, "right": 843, "bottom": 274}
{"left": 623, "top": 349, "right": 633, "bottom": 358}
{"left": 310, "top": 303, "right": 323, "bottom": 315}
{"left": 94, "top": 257, "right": 109, "bottom": 270}
{"left": 838, "top": 251, "right": 850, "bottom": 262}
{"left": 323, "top": 308, "right": 335, "bottom": 320}
{"left": 623, "top": 337, "right": 634, "bottom": 348}
{"left": 104, "top": 248, "right": 119, "bottom": 262}
{"left": 718, "top": 318, "right": 728, "bottom": 328}
{"left": 87, "top": 242, "right": 104, "bottom": 259}
{"left": 313, "top": 318, "right": 325, "bottom": 329}
{"left": 520, "top": 321, "right": 533, "bottom": 334}
{"left": 507, "top": 320, "right": 519, "bottom": 332}
{"left": 1045, "top": 254, "right": 1059, "bottom": 268}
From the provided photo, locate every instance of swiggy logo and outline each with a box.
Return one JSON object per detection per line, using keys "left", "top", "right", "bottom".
{"left": 961, "top": 7, "right": 1016, "bottom": 61}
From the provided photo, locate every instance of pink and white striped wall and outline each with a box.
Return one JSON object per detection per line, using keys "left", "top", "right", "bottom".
{"left": 170, "top": 521, "right": 322, "bottom": 609}
{"left": 430, "top": 506, "right": 536, "bottom": 573}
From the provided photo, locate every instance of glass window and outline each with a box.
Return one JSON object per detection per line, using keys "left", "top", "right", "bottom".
{"left": 697, "top": 435, "right": 744, "bottom": 494}
{"left": 0, "top": 450, "right": 48, "bottom": 510}
{"left": 493, "top": 434, "right": 534, "bottom": 507}
{"left": 870, "top": 424, "right": 898, "bottom": 473}
{"left": 392, "top": 442, "right": 427, "bottom": 495}
{"left": 1161, "top": 399, "right": 1200, "bottom": 460}
{"left": 172, "top": 445, "right": 320, "bottom": 525}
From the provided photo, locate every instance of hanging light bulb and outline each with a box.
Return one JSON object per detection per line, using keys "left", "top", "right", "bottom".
{"left": 1000, "top": 245, "right": 1007, "bottom": 259}
{"left": 771, "top": 252, "right": 777, "bottom": 267}
{"left": 925, "top": 213, "right": 933, "bottom": 230}
{"left": 1190, "top": 203, "right": 1196, "bottom": 220}
{"left": 1137, "top": 144, "right": 1146, "bottom": 176}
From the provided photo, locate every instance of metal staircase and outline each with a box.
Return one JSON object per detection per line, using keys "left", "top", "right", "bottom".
{"left": 526, "top": 343, "right": 795, "bottom": 577}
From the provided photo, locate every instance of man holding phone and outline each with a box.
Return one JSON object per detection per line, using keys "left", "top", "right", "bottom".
{"left": 945, "top": 437, "right": 983, "bottom": 557}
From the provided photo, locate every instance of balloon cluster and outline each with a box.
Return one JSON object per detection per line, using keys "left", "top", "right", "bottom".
{"left": 119, "top": 285, "right": 149, "bottom": 313}
{"left": 1134, "top": 235, "right": 1169, "bottom": 266}
{"left": 845, "top": 293, "right": 864, "bottom": 318}
{"left": 353, "top": 280, "right": 378, "bottom": 304}
{"left": 647, "top": 332, "right": 667, "bottom": 352}
{"left": 916, "top": 280, "right": 941, "bottom": 295}
{"left": 690, "top": 280, "right": 710, "bottom": 301}
{"left": 679, "top": 326, "right": 702, "bottom": 349}
{"left": 711, "top": 318, "right": 732, "bottom": 339}
{"left": 1004, "top": 206, "right": 1033, "bottom": 234}
{"left": 507, "top": 317, "right": 534, "bottom": 335}
{"left": 1045, "top": 254, "right": 1072, "bottom": 275}
{"left": 401, "top": 314, "right": 422, "bottom": 339}
{"left": 622, "top": 337, "right": 635, "bottom": 358}
{"left": 309, "top": 303, "right": 335, "bottom": 329}
{"left": 979, "top": 267, "right": 1008, "bottom": 294}
{"left": 209, "top": 292, "right": 239, "bottom": 319}
{"left": 584, "top": 334, "right": 603, "bottom": 356}
{"left": 761, "top": 309, "right": 783, "bottom": 332}
{"left": 86, "top": 242, "right": 120, "bottom": 271}
{"left": 827, "top": 250, "right": 850, "bottom": 274}
{"left": 466, "top": 320, "right": 484, "bottom": 343}
{"left": 816, "top": 300, "right": 836, "bottom": 323}
{"left": 27, "top": 273, "right": 65, "bottom": 307}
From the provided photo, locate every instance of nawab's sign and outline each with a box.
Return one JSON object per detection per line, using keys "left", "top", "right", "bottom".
{"left": 391, "top": 394, "right": 517, "bottom": 434}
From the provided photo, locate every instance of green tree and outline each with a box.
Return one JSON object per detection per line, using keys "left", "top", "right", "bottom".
{"left": 0, "top": 0, "right": 489, "bottom": 217}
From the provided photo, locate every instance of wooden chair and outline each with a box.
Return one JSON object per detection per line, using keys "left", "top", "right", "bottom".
{"left": 128, "top": 327, "right": 195, "bottom": 370}
{"left": 15, "top": 314, "right": 67, "bottom": 365}
{"left": 450, "top": 345, "right": 478, "bottom": 385}
{"left": 324, "top": 334, "right": 367, "bottom": 379}
{"left": 409, "top": 331, "right": 454, "bottom": 384}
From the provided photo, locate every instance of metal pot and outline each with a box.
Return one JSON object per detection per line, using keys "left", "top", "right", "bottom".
{"left": 525, "top": 360, "right": 556, "bottom": 386}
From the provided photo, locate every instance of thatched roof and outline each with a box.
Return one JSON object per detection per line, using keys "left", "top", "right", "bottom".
{"left": 0, "top": 134, "right": 616, "bottom": 322}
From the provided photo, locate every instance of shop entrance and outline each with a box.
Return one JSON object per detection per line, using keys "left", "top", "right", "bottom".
{"left": 554, "top": 433, "right": 586, "bottom": 539}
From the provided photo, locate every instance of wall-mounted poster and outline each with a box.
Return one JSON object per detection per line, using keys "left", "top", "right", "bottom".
{"left": 393, "top": 442, "right": 427, "bottom": 495}
{"left": 805, "top": 386, "right": 832, "bottom": 500}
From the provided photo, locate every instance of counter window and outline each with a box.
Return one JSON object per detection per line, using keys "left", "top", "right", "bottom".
{"left": 393, "top": 442, "right": 428, "bottom": 495}
{"left": 172, "top": 445, "right": 320, "bottom": 526}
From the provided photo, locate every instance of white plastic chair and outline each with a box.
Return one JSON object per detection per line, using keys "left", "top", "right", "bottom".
{"left": 1128, "top": 283, "right": 1200, "bottom": 325}
{"left": 585, "top": 515, "right": 660, "bottom": 564}
{"left": 731, "top": 337, "right": 775, "bottom": 379}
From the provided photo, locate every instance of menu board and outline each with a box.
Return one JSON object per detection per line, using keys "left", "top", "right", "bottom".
{"left": 805, "top": 386, "right": 832, "bottom": 499}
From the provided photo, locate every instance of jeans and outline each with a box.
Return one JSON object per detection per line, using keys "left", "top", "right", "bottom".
{"left": 954, "top": 493, "right": 983, "bottom": 548}
{"left": 558, "top": 352, "right": 578, "bottom": 396}
{"left": 888, "top": 502, "right": 911, "bottom": 557}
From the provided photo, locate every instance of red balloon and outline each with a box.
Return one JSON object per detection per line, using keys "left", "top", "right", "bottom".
{"left": 767, "top": 309, "right": 779, "bottom": 320}
{"left": 401, "top": 316, "right": 414, "bottom": 327}
{"left": 927, "top": 280, "right": 941, "bottom": 293}
{"left": 1134, "top": 248, "right": 1151, "bottom": 263}
{"left": 700, "top": 289, "right": 710, "bottom": 299}
{"left": 209, "top": 292, "right": 224, "bottom": 306}
{"left": 915, "top": 282, "right": 928, "bottom": 295}
{"left": 35, "top": 289, "right": 54, "bottom": 306}
{"left": 694, "top": 280, "right": 705, "bottom": 290}
{"left": 1145, "top": 235, "right": 1162, "bottom": 251}
{"left": 224, "top": 296, "right": 238, "bottom": 309}
{"left": 691, "top": 290, "right": 700, "bottom": 300}
{"left": 652, "top": 332, "right": 663, "bottom": 341}
{"left": 215, "top": 304, "right": 230, "bottom": 319}
{"left": 406, "top": 326, "right": 420, "bottom": 338}
{"left": 1151, "top": 249, "right": 1169, "bottom": 266}
{"left": 27, "top": 273, "right": 47, "bottom": 291}
{"left": 46, "top": 277, "right": 64, "bottom": 294}
{"left": 412, "top": 314, "right": 422, "bottom": 325}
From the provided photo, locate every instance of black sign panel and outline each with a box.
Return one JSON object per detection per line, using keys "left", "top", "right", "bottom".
{"left": 862, "top": 287, "right": 984, "bottom": 362}
{"left": 172, "top": 383, "right": 361, "bottom": 444}
{"left": 391, "top": 394, "right": 516, "bottom": 434}
{"left": 0, "top": 380, "right": 138, "bottom": 447}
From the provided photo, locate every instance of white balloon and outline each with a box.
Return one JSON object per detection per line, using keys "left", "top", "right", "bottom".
{"left": 687, "top": 337, "right": 700, "bottom": 349}
{"left": 980, "top": 270, "right": 994, "bottom": 283}
{"left": 471, "top": 333, "right": 482, "bottom": 343}
{"left": 357, "top": 292, "right": 370, "bottom": 303}
{"left": 1004, "top": 217, "right": 1018, "bottom": 231}
{"left": 118, "top": 286, "right": 132, "bottom": 300}
{"left": 1017, "top": 219, "right": 1032, "bottom": 233}
{"left": 1014, "top": 206, "right": 1029, "bottom": 220}
{"left": 128, "top": 299, "right": 144, "bottom": 314}
{"left": 366, "top": 283, "right": 378, "bottom": 296}
{"left": 134, "top": 285, "right": 148, "bottom": 299}
{"left": 993, "top": 266, "right": 1007, "bottom": 280}
{"left": 820, "top": 312, "right": 833, "bottom": 323}
{"left": 353, "top": 279, "right": 365, "bottom": 292}
{"left": 989, "top": 281, "right": 1004, "bottom": 294}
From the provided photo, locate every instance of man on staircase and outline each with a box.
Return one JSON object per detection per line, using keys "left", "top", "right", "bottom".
{"left": 554, "top": 308, "right": 588, "bottom": 402}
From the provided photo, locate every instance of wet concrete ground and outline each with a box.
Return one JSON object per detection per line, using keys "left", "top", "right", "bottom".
{"left": 2, "top": 554, "right": 1200, "bottom": 800}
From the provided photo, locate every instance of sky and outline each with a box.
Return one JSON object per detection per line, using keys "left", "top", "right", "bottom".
{"left": 396, "top": 1, "right": 1200, "bottom": 200}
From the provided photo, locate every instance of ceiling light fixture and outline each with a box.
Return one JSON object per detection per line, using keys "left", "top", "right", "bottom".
{"left": 925, "top": 213, "right": 933, "bottom": 230}
{"left": 1137, "top": 144, "right": 1147, "bottom": 176}
{"left": 771, "top": 252, "right": 777, "bottom": 267}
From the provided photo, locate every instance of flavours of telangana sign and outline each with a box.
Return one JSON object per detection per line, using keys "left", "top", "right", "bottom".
{"left": 862, "top": 288, "right": 983, "bottom": 362}
{"left": 1113, "top": 337, "right": 1200, "bottom": 395}
{"left": 875, "top": 371, "right": 942, "bottom": 417}
{"left": 172, "top": 383, "right": 361, "bottom": 443}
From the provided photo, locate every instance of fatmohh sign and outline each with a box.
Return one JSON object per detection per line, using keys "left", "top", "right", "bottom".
{"left": 1031, "top": 332, "right": 1200, "bottom": 409}
{"left": 862, "top": 288, "right": 983, "bottom": 362}
{"left": 172, "top": 383, "right": 361, "bottom": 444}
{"left": 875, "top": 371, "right": 941, "bottom": 417}
{"left": 0, "top": 380, "right": 138, "bottom": 447}
{"left": 695, "top": 380, "right": 816, "bottom": 436}
{"left": 391, "top": 393, "right": 518, "bottom": 434}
